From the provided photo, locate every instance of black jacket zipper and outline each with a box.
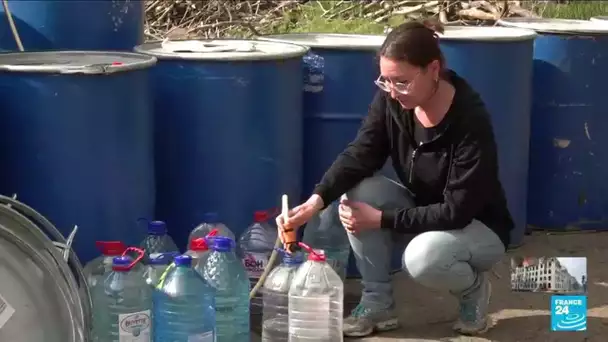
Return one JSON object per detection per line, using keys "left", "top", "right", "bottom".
{"left": 408, "top": 144, "right": 422, "bottom": 183}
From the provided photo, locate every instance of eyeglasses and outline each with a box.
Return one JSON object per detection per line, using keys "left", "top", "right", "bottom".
{"left": 374, "top": 71, "right": 421, "bottom": 95}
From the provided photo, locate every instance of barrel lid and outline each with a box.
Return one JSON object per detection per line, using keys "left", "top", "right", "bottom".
{"left": 0, "top": 51, "right": 157, "bottom": 74}
{"left": 258, "top": 33, "right": 386, "bottom": 50}
{"left": 498, "top": 18, "right": 608, "bottom": 35}
{"left": 438, "top": 25, "right": 537, "bottom": 42}
{"left": 0, "top": 202, "right": 87, "bottom": 336}
{"left": 0, "top": 195, "right": 91, "bottom": 329}
{"left": 0, "top": 222, "right": 82, "bottom": 341}
{"left": 134, "top": 39, "right": 309, "bottom": 61}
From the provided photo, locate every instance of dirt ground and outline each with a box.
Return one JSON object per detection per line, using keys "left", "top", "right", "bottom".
{"left": 252, "top": 231, "right": 608, "bottom": 341}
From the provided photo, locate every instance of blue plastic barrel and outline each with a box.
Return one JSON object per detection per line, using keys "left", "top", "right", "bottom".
{"left": 498, "top": 18, "right": 608, "bottom": 231}
{"left": 257, "top": 34, "right": 397, "bottom": 278}
{"left": 0, "top": 0, "right": 144, "bottom": 51}
{"left": 438, "top": 27, "right": 536, "bottom": 247}
{"left": 0, "top": 51, "right": 157, "bottom": 263}
{"left": 258, "top": 34, "right": 388, "bottom": 198}
{"left": 134, "top": 39, "right": 308, "bottom": 249}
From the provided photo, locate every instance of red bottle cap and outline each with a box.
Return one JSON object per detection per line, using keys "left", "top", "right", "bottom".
{"left": 189, "top": 238, "right": 209, "bottom": 251}
{"left": 307, "top": 249, "right": 327, "bottom": 262}
{"left": 95, "top": 241, "right": 127, "bottom": 256}
{"left": 253, "top": 211, "right": 269, "bottom": 223}
{"left": 298, "top": 242, "right": 326, "bottom": 262}
{"left": 189, "top": 229, "right": 219, "bottom": 251}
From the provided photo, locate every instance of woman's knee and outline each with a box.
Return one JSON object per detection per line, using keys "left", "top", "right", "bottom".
{"left": 402, "top": 230, "right": 474, "bottom": 290}
{"left": 346, "top": 175, "right": 414, "bottom": 210}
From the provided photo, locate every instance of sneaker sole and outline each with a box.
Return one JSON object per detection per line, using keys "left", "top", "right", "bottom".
{"left": 455, "top": 280, "right": 494, "bottom": 336}
{"left": 456, "top": 316, "right": 496, "bottom": 336}
{"left": 344, "top": 318, "right": 400, "bottom": 337}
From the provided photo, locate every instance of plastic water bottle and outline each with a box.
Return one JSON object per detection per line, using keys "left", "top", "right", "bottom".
{"left": 261, "top": 250, "right": 304, "bottom": 342}
{"left": 238, "top": 210, "right": 278, "bottom": 314}
{"left": 198, "top": 236, "right": 250, "bottom": 341}
{"left": 184, "top": 228, "right": 219, "bottom": 268}
{"left": 92, "top": 253, "right": 152, "bottom": 342}
{"left": 302, "top": 199, "right": 350, "bottom": 281}
{"left": 144, "top": 252, "right": 179, "bottom": 287}
{"left": 83, "top": 241, "right": 127, "bottom": 289}
{"left": 288, "top": 243, "right": 343, "bottom": 342}
{"left": 153, "top": 254, "right": 216, "bottom": 342}
{"left": 140, "top": 220, "right": 180, "bottom": 261}
{"left": 189, "top": 212, "right": 235, "bottom": 243}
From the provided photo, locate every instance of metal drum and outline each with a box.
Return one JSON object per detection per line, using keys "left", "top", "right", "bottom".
{"left": 134, "top": 39, "right": 307, "bottom": 247}
{"left": 0, "top": 195, "right": 89, "bottom": 342}
{"left": 438, "top": 26, "right": 536, "bottom": 247}
{"left": 255, "top": 34, "right": 392, "bottom": 278}
{"left": 498, "top": 18, "right": 608, "bottom": 231}
{"left": 0, "top": 0, "right": 144, "bottom": 51}
{"left": 0, "top": 51, "right": 157, "bottom": 264}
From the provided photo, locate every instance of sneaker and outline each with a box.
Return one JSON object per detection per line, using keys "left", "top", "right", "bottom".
{"left": 343, "top": 303, "right": 399, "bottom": 337}
{"left": 453, "top": 272, "right": 493, "bottom": 335}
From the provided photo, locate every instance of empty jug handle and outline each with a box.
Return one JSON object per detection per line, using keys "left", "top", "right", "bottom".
{"left": 115, "top": 247, "right": 146, "bottom": 271}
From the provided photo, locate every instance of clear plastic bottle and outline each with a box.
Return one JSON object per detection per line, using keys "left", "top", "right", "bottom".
{"left": 140, "top": 220, "right": 180, "bottom": 261}
{"left": 238, "top": 210, "right": 278, "bottom": 314}
{"left": 92, "top": 254, "right": 152, "bottom": 342}
{"left": 288, "top": 243, "right": 343, "bottom": 342}
{"left": 302, "top": 199, "right": 350, "bottom": 281}
{"left": 184, "top": 228, "right": 219, "bottom": 268}
{"left": 83, "top": 241, "right": 128, "bottom": 289}
{"left": 189, "top": 212, "right": 235, "bottom": 243}
{"left": 198, "top": 236, "right": 250, "bottom": 341}
{"left": 87, "top": 242, "right": 145, "bottom": 341}
{"left": 144, "top": 252, "right": 179, "bottom": 287}
{"left": 153, "top": 254, "right": 216, "bottom": 342}
{"left": 261, "top": 250, "right": 304, "bottom": 342}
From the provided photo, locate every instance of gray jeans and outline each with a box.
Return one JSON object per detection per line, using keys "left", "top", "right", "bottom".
{"left": 326, "top": 175, "right": 506, "bottom": 310}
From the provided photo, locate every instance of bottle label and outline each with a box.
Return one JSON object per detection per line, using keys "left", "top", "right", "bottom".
{"left": 242, "top": 252, "right": 269, "bottom": 278}
{"left": 188, "top": 331, "right": 214, "bottom": 342}
{"left": 0, "top": 292, "right": 15, "bottom": 330}
{"left": 118, "top": 310, "right": 151, "bottom": 342}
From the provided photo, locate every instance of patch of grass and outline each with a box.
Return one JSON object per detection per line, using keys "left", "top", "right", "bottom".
{"left": 228, "top": 2, "right": 407, "bottom": 37}
{"left": 534, "top": 1, "right": 608, "bottom": 20}
{"left": 227, "top": 1, "right": 608, "bottom": 38}
{"left": 270, "top": 3, "right": 388, "bottom": 35}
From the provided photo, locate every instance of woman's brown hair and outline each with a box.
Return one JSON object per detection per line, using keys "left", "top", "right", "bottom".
{"left": 379, "top": 19, "right": 445, "bottom": 69}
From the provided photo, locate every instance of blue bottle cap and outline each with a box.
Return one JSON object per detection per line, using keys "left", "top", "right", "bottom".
{"left": 283, "top": 251, "right": 303, "bottom": 265}
{"left": 173, "top": 255, "right": 192, "bottom": 267}
{"left": 112, "top": 256, "right": 132, "bottom": 266}
{"left": 148, "top": 221, "right": 167, "bottom": 235}
{"left": 202, "top": 212, "right": 219, "bottom": 223}
{"left": 211, "top": 236, "right": 233, "bottom": 251}
{"left": 149, "top": 252, "right": 179, "bottom": 265}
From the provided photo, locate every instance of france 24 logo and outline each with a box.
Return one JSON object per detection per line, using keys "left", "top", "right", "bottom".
{"left": 551, "top": 295, "right": 586, "bottom": 331}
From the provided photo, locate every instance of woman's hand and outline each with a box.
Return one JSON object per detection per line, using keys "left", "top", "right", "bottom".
{"left": 276, "top": 194, "right": 324, "bottom": 249}
{"left": 338, "top": 198, "right": 382, "bottom": 233}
